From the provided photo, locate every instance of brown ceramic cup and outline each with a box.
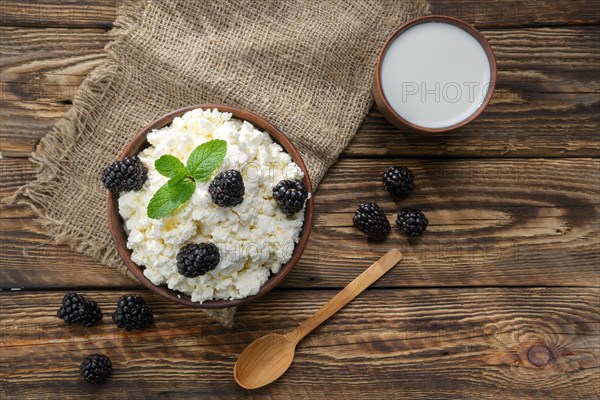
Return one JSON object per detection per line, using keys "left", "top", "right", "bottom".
{"left": 107, "top": 104, "right": 314, "bottom": 309}
{"left": 373, "top": 15, "right": 497, "bottom": 133}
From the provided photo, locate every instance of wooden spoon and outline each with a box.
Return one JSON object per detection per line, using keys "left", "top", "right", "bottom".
{"left": 234, "top": 248, "right": 403, "bottom": 389}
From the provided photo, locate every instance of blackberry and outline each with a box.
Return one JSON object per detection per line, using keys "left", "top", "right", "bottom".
{"left": 208, "top": 170, "right": 245, "bottom": 207}
{"left": 101, "top": 156, "right": 148, "bottom": 193}
{"left": 57, "top": 293, "right": 102, "bottom": 327}
{"left": 396, "top": 208, "right": 428, "bottom": 236}
{"left": 176, "top": 243, "right": 220, "bottom": 278}
{"left": 272, "top": 179, "right": 308, "bottom": 216}
{"left": 353, "top": 203, "right": 391, "bottom": 240}
{"left": 112, "top": 294, "right": 154, "bottom": 331}
{"left": 383, "top": 166, "right": 414, "bottom": 198}
{"left": 80, "top": 354, "right": 112, "bottom": 384}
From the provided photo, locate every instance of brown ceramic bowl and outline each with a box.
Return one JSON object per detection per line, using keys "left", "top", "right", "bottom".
{"left": 107, "top": 104, "right": 314, "bottom": 309}
{"left": 373, "top": 15, "right": 497, "bottom": 133}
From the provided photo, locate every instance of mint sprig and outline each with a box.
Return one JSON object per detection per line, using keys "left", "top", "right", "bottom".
{"left": 147, "top": 139, "right": 227, "bottom": 219}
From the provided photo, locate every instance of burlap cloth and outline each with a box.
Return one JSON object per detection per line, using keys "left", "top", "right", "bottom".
{"left": 9, "top": 0, "right": 428, "bottom": 325}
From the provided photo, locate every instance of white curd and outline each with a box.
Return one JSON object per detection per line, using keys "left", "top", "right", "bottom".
{"left": 118, "top": 109, "right": 306, "bottom": 303}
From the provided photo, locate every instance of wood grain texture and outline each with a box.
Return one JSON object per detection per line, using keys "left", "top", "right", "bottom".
{"left": 1, "top": 27, "right": 598, "bottom": 157}
{"left": 0, "top": 27, "right": 109, "bottom": 156}
{"left": 1, "top": 0, "right": 599, "bottom": 28}
{"left": 1, "top": 289, "right": 598, "bottom": 399}
{"left": 0, "top": 0, "right": 118, "bottom": 28}
{"left": 2, "top": 158, "right": 598, "bottom": 289}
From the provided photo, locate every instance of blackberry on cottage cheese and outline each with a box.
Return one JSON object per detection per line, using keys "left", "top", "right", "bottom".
{"left": 117, "top": 109, "right": 308, "bottom": 303}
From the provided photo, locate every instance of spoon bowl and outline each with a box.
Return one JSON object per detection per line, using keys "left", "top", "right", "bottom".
{"left": 234, "top": 333, "right": 297, "bottom": 389}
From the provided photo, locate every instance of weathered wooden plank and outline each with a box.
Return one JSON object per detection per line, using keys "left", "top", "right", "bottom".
{"left": 0, "top": 27, "right": 109, "bottom": 155}
{"left": 430, "top": 0, "right": 600, "bottom": 28}
{"left": 1, "top": 0, "right": 599, "bottom": 28}
{"left": 0, "top": 0, "right": 117, "bottom": 28}
{"left": 1, "top": 27, "right": 599, "bottom": 157}
{"left": 2, "top": 158, "right": 598, "bottom": 289}
{"left": 347, "top": 93, "right": 600, "bottom": 158}
{"left": 0, "top": 288, "right": 598, "bottom": 399}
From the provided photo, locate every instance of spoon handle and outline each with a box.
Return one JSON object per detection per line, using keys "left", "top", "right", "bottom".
{"left": 288, "top": 248, "right": 402, "bottom": 342}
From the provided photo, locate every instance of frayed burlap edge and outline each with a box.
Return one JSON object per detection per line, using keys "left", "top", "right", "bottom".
{"left": 6, "top": 0, "right": 145, "bottom": 276}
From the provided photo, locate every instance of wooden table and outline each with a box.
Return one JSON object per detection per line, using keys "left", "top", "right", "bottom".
{"left": 1, "top": 1, "right": 599, "bottom": 398}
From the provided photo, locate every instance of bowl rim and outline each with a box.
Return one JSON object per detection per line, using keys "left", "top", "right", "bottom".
{"left": 107, "top": 104, "right": 314, "bottom": 309}
{"left": 372, "top": 15, "right": 497, "bottom": 133}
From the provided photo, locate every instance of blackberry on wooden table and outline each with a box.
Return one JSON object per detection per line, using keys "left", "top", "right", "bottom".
{"left": 80, "top": 354, "right": 112, "bottom": 384}
{"left": 353, "top": 203, "right": 391, "bottom": 240}
{"left": 396, "top": 208, "right": 428, "bottom": 236}
{"left": 382, "top": 166, "right": 414, "bottom": 198}
{"left": 57, "top": 293, "right": 103, "bottom": 327}
{"left": 112, "top": 294, "right": 154, "bottom": 331}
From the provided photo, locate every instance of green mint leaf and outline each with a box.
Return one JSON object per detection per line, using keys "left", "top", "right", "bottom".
{"left": 155, "top": 155, "right": 187, "bottom": 179}
{"left": 147, "top": 178, "right": 196, "bottom": 219}
{"left": 186, "top": 139, "right": 227, "bottom": 182}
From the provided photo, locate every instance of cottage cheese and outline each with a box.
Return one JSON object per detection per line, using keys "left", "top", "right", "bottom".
{"left": 118, "top": 109, "right": 306, "bottom": 303}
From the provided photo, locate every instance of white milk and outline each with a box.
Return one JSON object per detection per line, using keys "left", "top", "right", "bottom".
{"left": 380, "top": 22, "right": 491, "bottom": 129}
